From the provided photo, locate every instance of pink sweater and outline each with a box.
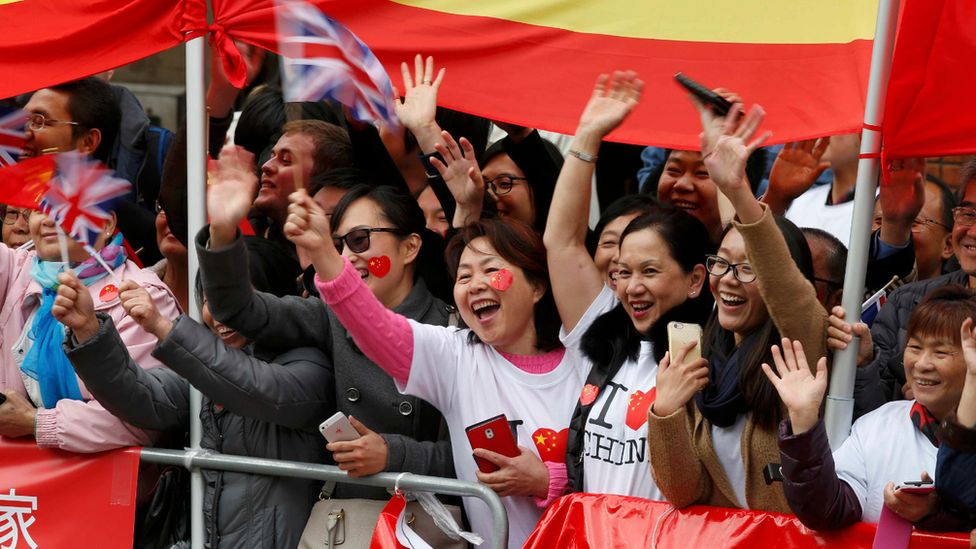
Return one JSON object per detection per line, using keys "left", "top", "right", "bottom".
{"left": 315, "top": 258, "right": 569, "bottom": 505}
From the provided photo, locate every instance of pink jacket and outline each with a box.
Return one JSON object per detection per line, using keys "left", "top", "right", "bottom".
{"left": 0, "top": 245, "right": 181, "bottom": 453}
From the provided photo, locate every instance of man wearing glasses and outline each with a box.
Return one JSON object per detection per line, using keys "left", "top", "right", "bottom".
{"left": 22, "top": 78, "right": 119, "bottom": 163}
{"left": 851, "top": 163, "right": 976, "bottom": 419}
{"left": 0, "top": 205, "right": 31, "bottom": 249}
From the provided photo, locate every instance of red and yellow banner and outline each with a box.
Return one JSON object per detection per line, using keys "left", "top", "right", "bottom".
{"left": 0, "top": 437, "right": 140, "bottom": 548}
{"left": 216, "top": 0, "right": 877, "bottom": 147}
{"left": 525, "top": 493, "right": 970, "bottom": 548}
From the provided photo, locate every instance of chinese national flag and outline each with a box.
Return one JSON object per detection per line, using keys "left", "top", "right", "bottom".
{"left": 213, "top": 0, "right": 876, "bottom": 147}
{"left": 0, "top": 155, "right": 56, "bottom": 210}
{"left": 883, "top": 0, "right": 976, "bottom": 158}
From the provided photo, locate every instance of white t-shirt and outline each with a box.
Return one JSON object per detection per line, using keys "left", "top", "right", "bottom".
{"left": 785, "top": 184, "right": 856, "bottom": 247}
{"left": 561, "top": 285, "right": 664, "bottom": 499}
{"left": 711, "top": 415, "right": 749, "bottom": 508}
{"left": 833, "top": 400, "right": 939, "bottom": 523}
{"left": 403, "top": 321, "right": 589, "bottom": 549}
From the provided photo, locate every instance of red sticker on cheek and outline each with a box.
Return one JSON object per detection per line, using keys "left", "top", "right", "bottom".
{"left": 99, "top": 284, "right": 119, "bottom": 303}
{"left": 489, "top": 269, "right": 514, "bottom": 291}
{"left": 367, "top": 256, "right": 391, "bottom": 278}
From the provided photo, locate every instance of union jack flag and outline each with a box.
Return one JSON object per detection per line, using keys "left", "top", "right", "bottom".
{"left": 0, "top": 106, "right": 28, "bottom": 168}
{"left": 275, "top": 0, "right": 398, "bottom": 126}
{"left": 40, "top": 152, "right": 131, "bottom": 247}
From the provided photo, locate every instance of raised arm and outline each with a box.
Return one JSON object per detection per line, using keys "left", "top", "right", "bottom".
{"left": 430, "top": 130, "right": 485, "bottom": 228}
{"left": 762, "top": 138, "right": 830, "bottom": 215}
{"left": 544, "top": 71, "right": 641, "bottom": 332}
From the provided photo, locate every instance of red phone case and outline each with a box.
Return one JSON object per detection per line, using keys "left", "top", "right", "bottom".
{"left": 465, "top": 414, "right": 520, "bottom": 474}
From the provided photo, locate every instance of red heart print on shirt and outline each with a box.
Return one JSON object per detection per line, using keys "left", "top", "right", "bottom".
{"left": 532, "top": 428, "right": 568, "bottom": 463}
{"left": 368, "top": 256, "right": 391, "bottom": 278}
{"left": 626, "top": 387, "right": 656, "bottom": 431}
{"left": 579, "top": 384, "right": 599, "bottom": 406}
{"left": 488, "top": 269, "right": 513, "bottom": 291}
{"left": 99, "top": 284, "right": 119, "bottom": 303}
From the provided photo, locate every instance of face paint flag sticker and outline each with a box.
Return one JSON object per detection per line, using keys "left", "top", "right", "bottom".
{"left": 368, "top": 256, "right": 391, "bottom": 278}
{"left": 489, "top": 268, "right": 513, "bottom": 291}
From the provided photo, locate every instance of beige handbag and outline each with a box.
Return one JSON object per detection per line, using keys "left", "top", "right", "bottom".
{"left": 298, "top": 482, "right": 469, "bottom": 548}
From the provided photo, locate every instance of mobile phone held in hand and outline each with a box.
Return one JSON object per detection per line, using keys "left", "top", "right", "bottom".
{"left": 667, "top": 321, "right": 703, "bottom": 366}
{"left": 674, "top": 73, "right": 732, "bottom": 116}
{"left": 465, "top": 414, "right": 520, "bottom": 474}
{"left": 895, "top": 479, "right": 935, "bottom": 495}
{"left": 319, "top": 411, "right": 359, "bottom": 444}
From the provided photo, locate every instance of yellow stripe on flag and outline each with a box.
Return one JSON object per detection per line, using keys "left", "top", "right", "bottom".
{"left": 0, "top": 0, "right": 24, "bottom": 5}
{"left": 391, "top": 0, "right": 878, "bottom": 44}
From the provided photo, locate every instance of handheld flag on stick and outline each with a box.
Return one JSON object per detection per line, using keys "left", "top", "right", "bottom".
{"left": 0, "top": 106, "right": 28, "bottom": 168}
{"left": 275, "top": 0, "right": 398, "bottom": 126}
{"left": 40, "top": 152, "right": 131, "bottom": 281}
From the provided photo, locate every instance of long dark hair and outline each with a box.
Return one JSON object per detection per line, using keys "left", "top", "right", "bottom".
{"left": 332, "top": 184, "right": 452, "bottom": 303}
{"left": 445, "top": 218, "right": 561, "bottom": 352}
{"left": 703, "top": 215, "right": 815, "bottom": 429}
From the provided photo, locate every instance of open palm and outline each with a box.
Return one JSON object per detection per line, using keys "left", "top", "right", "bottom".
{"left": 762, "top": 339, "right": 827, "bottom": 420}
{"left": 577, "top": 71, "right": 642, "bottom": 138}
{"left": 209, "top": 145, "right": 258, "bottom": 229}
{"left": 768, "top": 138, "right": 830, "bottom": 201}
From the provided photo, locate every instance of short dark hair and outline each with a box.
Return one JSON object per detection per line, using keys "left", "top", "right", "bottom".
{"left": 445, "top": 218, "right": 561, "bottom": 352}
{"left": 907, "top": 285, "right": 976, "bottom": 347}
{"left": 802, "top": 227, "right": 847, "bottom": 288}
{"left": 281, "top": 119, "right": 353, "bottom": 178}
{"left": 588, "top": 194, "right": 659, "bottom": 255}
{"left": 47, "top": 77, "right": 120, "bottom": 164}
{"left": 923, "top": 175, "right": 957, "bottom": 230}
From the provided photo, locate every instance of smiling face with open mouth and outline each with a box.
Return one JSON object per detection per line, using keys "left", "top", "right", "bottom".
{"left": 453, "top": 237, "right": 544, "bottom": 355}
{"left": 710, "top": 228, "right": 768, "bottom": 338}
{"left": 952, "top": 183, "right": 976, "bottom": 284}
{"left": 903, "top": 335, "right": 966, "bottom": 419}
{"left": 657, "top": 150, "right": 722, "bottom": 241}
{"left": 202, "top": 301, "right": 248, "bottom": 349}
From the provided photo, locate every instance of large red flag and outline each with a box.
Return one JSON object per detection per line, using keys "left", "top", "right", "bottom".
{"left": 882, "top": 0, "right": 976, "bottom": 158}
{"left": 213, "top": 0, "right": 876, "bottom": 148}
{"left": 0, "top": 0, "right": 206, "bottom": 99}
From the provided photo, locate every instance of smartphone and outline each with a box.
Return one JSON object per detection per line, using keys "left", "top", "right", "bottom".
{"left": 674, "top": 73, "right": 732, "bottom": 116}
{"left": 668, "top": 321, "right": 703, "bottom": 366}
{"left": 895, "top": 479, "right": 935, "bottom": 495}
{"left": 319, "top": 411, "right": 359, "bottom": 444}
{"left": 465, "top": 414, "right": 519, "bottom": 474}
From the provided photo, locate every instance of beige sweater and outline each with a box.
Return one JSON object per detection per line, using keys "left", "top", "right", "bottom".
{"left": 647, "top": 204, "right": 828, "bottom": 512}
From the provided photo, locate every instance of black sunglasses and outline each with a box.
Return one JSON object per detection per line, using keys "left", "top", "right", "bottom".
{"left": 331, "top": 227, "right": 402, "bottom": 254}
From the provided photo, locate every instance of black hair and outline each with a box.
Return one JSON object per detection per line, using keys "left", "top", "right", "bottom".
{"left": 404, "top": 107, "right": 492, "bottom": 159}
{"left": 802, "top": 227, "right": 847, "bottom": 289}
{"left": 480, "top": 135, "right": 565, "bottom": 233}
{"left": 703, "top": 214, "right": 815, "bottom": 429}
{"left": 234, "top": 86, "right": 287, "bottom": 158}
{"left": 925, "top": 174, "right": 957, "bottom": 230}
{"left": 587, "top": 194, "right": 659, "bottom": 255}
{"left": 647, "top": 148, "right": 767, "bottom": 197}
{"left": 307, "top": 166, "right": 372, "bottom": 197}
{"left": 48, "top": 77, "right": 120, "bottom": 164}
{"left": 331, "top": 184, "right": 452, "bottom": 304}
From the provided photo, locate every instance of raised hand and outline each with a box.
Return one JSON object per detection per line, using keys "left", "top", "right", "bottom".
{"left": 826, "top": 306, "right": 874, "bottom": 366}
{"left": 576, "top": 71, "right": 643, "bottom": 139}
{"left": 765, "top": 138, "right": 831, "bottom": 213}
{"left": 327, "top": 416, "right": 389, "bottom": 478}
{"left": 285, "top": 190, "right": 344, "bottom": 282}
{"left": 879, "top": 158, "right": 926, "bottom": 244}
{"left": 119, "top": 280, "right": 173, "bottom": 340}
{"left": 962, "top": 318, "right": 976, "bottom": 377}
{"left": 209, "top": 144, "right": 258, "bottom": 246}
{"left": 701, "top": 102, "right": 771, "bottom": 196}
{"left": 473, "top": 446, "right": 550, "bottom": 498}
{"left": 431, "top": 130, "right": 485, "bottom": 226}
{"left": 691, "top": 87, "right": 742, "bottom": 158}
{"left": 652, "top": 341, "right": 709, "bottom": 417}
{"left": 52, "top": 271, "right": 99, "bottom": 342}
{"left": 761, "top": 339, "right": 827, "bottom": 434}
{"left": 393, "top": 55, "right": 444, "bottom": 137}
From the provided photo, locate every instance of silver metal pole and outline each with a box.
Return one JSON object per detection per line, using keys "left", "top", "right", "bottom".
{"left": 824, "top": 0, "right": 901, "bottom": 450}
{"left": 141, "top": 448, "right": 509, "bottom": 549}
{"left": 184, "top": 35, "right": 208, "bottom": 548}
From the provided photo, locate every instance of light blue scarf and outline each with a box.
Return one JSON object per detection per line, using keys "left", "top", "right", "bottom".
{"left": 21, "top": 235, "right": 126, "bottom": 408}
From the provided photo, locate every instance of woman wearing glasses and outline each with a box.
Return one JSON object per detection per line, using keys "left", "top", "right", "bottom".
{"left": 647, "top": 97, "right": 828, "bottom": 513}
{"left": 1, "top": 205, "right": 32, "bottom": 248}
{"left": 198, "top": 154, "right": 456, "bottom": 501}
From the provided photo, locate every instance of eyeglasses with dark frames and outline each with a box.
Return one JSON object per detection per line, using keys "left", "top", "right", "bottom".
{"left": 705, "top": 254, "right": 757, "bottom": 284}
{"left": 483, "top": 174, "right": 529, "bottom": 196}
{"left": 28, "top": 112, "right": 81, "bottom": 131}
{"left": 331, "top": 227, "right": 403, "bottom": 254}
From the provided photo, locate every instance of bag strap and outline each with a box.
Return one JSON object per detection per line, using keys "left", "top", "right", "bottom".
{"left": 319, "top": 480, "right": 338, "bottom": 500}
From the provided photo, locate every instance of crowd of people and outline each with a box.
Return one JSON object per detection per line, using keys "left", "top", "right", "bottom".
{"left": 1, "top": 50, "right": 976, "bottom": 548}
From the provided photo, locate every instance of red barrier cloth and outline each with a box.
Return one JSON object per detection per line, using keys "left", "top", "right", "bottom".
{"left": 883, "top": 0, "right": 976, "bottom": 158}
{"left": 523, "top": 493, "right": 970, "bottom": 548}
{"left": 212, "top": 0, "right": 873, "bottom": 148}
{"left": 0, "top": 437, "right": 140, "bottom": 548}
{"left": 0, "top": 0, "right": 206, "bottom": 99}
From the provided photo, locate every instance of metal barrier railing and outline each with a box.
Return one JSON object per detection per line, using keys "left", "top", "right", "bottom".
{"left": 140, "top": 448, "right": 509, "bottom": 549}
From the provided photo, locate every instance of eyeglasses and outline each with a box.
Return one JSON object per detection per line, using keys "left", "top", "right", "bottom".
{"left": 331, "top": 227, "right": 402, "bottom": 254}
{"left": 813, "top": 276, "right": 843, "bottom": 289}
{"left": 705, "top": 255, "right": 757, "bottom": 284}
{"left": 2, "top": 208, "right": 30, "bottom": 225}
{"left": 483, "top": 174, "right": 529, "bottom": 197}
{"left": 911, "top": 217, "right": 950, "bottom": 233}
{"left": 28, "top": 112, "right": 81, "bottom": 131}
{"left": 953, "top": 206, "right": 976, "bottom": 228}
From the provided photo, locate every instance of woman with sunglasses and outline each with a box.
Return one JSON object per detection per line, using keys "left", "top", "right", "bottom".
{"left": 543, "top": 72, "right": 714, "bottom": 498}
{"left": 286, "top": 186, "right": 589, "bottom": 547}
{"left": 198, "top": 148, "right": 456, "bottom": 501}
{"left": 646, "top": 98, "right": 829, "bottom": 512}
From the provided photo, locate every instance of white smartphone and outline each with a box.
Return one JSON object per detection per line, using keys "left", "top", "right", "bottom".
{"left": 894, "top": 480, "right": 935, "bottom": 495}
{"left": 667, "top": 321, "right": 702, "bottom": 365}
{"left": 318, "top": 411, "right": 359, "bottom": 443}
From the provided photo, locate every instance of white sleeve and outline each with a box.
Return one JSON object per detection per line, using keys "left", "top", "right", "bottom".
{"left": 400, "top": 319, "right": 465, "bottom": 415}
{"left": 833, "top": 419, "right": 869, "bottom": 513}
{"left": 559, "top": 285, "right": 618, "bottom": 350}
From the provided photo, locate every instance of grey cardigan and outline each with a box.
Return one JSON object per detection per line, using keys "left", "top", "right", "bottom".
{"left": 65, "top": 314, "right": 334, "bottom": 549}
{"left": 195, "top": 227, "right": 456, "bottom": 499}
